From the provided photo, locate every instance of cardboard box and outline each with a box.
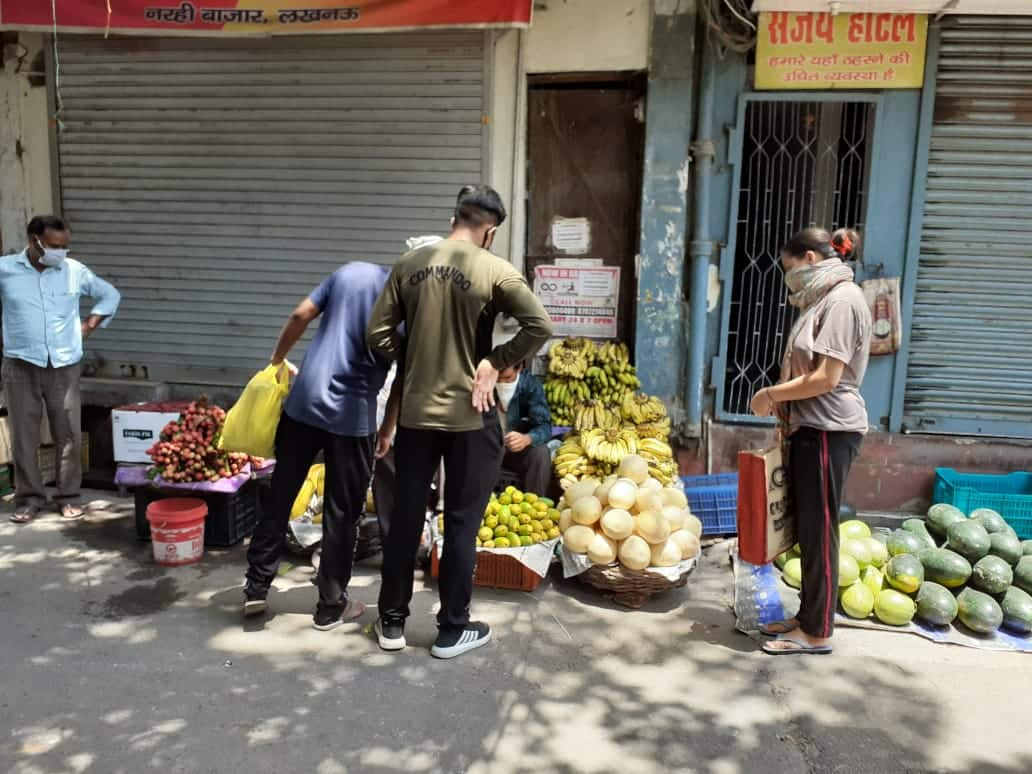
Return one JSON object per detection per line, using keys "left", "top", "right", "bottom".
{"left": 0, "top": 417, "right": 11, "bottom": 466}
{"left": 0, "top": 415, "right": 53, "bottom": 466}
{"left": 112, "top": 402, "right": 189, "bottom": 463}
{"left": 15, "top": 437, "right": 90, "bottom": 487}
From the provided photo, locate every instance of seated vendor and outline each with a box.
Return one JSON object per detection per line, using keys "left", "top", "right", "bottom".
{"left": 496, "top": 362, "right": 553, "bottom": 497}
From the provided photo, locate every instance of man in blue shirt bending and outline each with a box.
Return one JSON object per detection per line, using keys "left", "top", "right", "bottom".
{"left": 243, "top": 261, "right": 400, "bottom": 631}
{"left": 0, "top": 216, "right": 120, "bottom": 523}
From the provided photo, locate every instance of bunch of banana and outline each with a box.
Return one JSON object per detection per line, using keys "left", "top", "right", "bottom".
{"left": 573, "top": 400, "right": 622, "bottom": 432}
{"left": 638, "top": 437, "right": 674, "bottom": 461}
{"left": 645, "top": 458, "right": 678, "bottom": 486}
{"left": 595, "top": 340, "right": 630, "bottom": 366}
{"left": 621, "top": 391, "right": 668, "bottom": 424}
{"left": 634, "top": 418, "right": 672, "bottom": 441}
{"left": 581, "top": 427, "right": 641, "bottom": 465}
{"left": 584, "top": 365, "right": 639, "bottom": 407}
{"left": 553, "top": 435, "right": 596, "bottom": 489}
{"left": 548, "top": 338, "right": 595, "bottom": 378}
{"left": 544, "top": 376, "right": 591, "bottom": 425}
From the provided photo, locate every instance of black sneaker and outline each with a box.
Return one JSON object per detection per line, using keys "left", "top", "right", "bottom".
{"left": 375, "top": 618, "right": 406, "bottom": 651}
{"left": 243, "top": 587, "right": 268, "bottom": 617}
{"left": 312, "top": 600, "right": 366, "bottom": 631}
{"left": 430, "top": 622, "right": 491, "bottom": 660}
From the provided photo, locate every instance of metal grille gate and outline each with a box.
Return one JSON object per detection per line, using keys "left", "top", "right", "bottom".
{"left": 716, "top": 97, "right": 874, "bottom": 420}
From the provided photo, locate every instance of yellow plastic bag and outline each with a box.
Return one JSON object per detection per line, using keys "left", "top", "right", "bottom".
{"left": 219, "top": 363, "right": 290, "bottom": 458}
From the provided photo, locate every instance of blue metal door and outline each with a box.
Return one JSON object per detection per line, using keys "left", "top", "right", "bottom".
{"left": 713, "top": 94, "right": 879, "bottom": 423}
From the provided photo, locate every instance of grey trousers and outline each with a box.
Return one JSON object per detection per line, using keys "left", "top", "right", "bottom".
{"left": 2, "top": 358, "right": 82, "bottom": 508}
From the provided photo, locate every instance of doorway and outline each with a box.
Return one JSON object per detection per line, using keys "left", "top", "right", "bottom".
{"left": 524, "top": 74, "right": 646, "bottom": 347}
{"left": 715, "top": 96, "right": 876, "bottom": 420}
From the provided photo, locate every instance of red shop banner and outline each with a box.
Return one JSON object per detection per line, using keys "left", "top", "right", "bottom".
{"left": 0, "top": 1, "right": 533, "bottom": 34}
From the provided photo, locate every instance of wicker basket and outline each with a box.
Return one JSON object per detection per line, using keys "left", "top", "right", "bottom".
{"left": 574, "top": 560, "right": 697, "bottom": 608}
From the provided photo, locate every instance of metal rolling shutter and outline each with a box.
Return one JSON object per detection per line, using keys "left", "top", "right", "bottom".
{"left": 55, "top": 32, "right": 485, "bottom": 385}
{"left": 903, "top": 17, "right": 1032, "bottom": 437}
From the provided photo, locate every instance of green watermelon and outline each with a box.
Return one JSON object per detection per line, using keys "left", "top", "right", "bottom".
{"left": 1001, "top": 586, "right": 1032, "bottom": 635}
{"left": 989, "top": 532, "right": 1023, "bottom": 567}
{"left": 915, "top": 582, "right": 958, "bottom": 627}
{"left": 918, "top": 548, "right": 972, "bottom": 589}
{"left": 1022, "top": 541, "right": 1032, "bottom": 557}
{"left": 926, "top": 504, "right": 966, "bottom": 540}
{"left": 956, "top": 588, "right": 1004, "bottom": 635}
{"left": 885, "top": 554, "right": 924, "bottom": 594}
{"left": 888, "top": 529, "right": 927, "bottom": 558}
{"left": 840, "top": 581, "right": 875, "bottom": 619}
{"left": 902, "top": 518, "right": 937, "bottom": 549}
{"left": 1014, "top": 556, "right": 1032, "bottom": 595}
{"left": 968, "top": 508, "right": 1015, "bottom": 537}
{"left": 971, "top": 555, "right": 1013, "bottom": 596}
{"left": 874, "top": 589, "right": 916, "bottom": 626}
{"left": 946, "top": 520, "right": 991, "bottom": 563}
{"left": 870, "top": 531, "right": 890, "bottom": 546}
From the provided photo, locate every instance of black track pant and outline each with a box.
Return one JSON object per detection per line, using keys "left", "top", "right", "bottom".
{"left": 246, "top": 415, "right": 374, "bottom": 615}
{"left": 378, "top": 416, "right": 504, "bottom": 632}
{"left": 790, "top": 427, "right": 863, "bottom": 638}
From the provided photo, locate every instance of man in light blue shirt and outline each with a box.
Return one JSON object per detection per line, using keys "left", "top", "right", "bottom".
{"left": 0, "top": 215, "right": 120, "bottom": 523}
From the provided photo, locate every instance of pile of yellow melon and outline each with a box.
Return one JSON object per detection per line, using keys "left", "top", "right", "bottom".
{"left": 559, "top": 454, "right": 702, "bottom": 571}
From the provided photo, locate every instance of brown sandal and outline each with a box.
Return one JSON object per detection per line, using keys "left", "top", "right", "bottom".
{"left": 60, "top": 504, "right": 85, "bottom": 521}
{"left": 10, "top": 508, "right": 38, "bottom": 524}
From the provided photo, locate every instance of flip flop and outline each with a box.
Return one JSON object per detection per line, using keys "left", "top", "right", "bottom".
{"left": 759, "top": 620, "right": 799, "bottom": 637}
{"left": 10, "top": 508, "right": 38, "bottom": 524}
{"left": 762, "top": 635, "right": 833, "bottom": 656}
{"left": 60, "top": 505, "right": 85, "bottom": 521}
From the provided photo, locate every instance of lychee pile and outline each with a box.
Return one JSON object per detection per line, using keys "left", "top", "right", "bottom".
{"left": 147, "top": 398, "right": 263, "bottom": 483}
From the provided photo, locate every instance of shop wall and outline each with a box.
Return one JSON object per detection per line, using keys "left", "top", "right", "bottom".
{"left": 489, "top": 0, "right": 653, "bottom": 272}
{"left": 0, "top": 32, "right": 54, "bottom": 252}
{"left": 633, "top": 0, "right": 695, "bottom": 427}
{"left": 525, "top": 0, "right": 651, "bottom": 73}
{"left": 695, "top": 422, "right": 1032, "bottom": 514}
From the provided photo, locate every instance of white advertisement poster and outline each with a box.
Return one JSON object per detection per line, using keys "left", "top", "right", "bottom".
{"left": 533, "top": 264, "right": 620, "bottom": 339}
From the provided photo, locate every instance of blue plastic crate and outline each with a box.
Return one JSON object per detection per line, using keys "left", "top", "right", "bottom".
{"left": 682, "top": 474, "right": 739, "bottom": 536}
{"left": 933, "top": 468, "right": 1032, "bottom": 540}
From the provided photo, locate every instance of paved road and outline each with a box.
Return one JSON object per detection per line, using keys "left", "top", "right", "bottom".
{"left": 1, "top": 495, "right": 1030, "bottom": 774}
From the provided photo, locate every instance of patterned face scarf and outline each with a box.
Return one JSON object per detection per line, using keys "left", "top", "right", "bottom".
{"left": 780, "top": 257, "right": 856, "bottom": 384}
{"left": 785, "top": 257, "right": 855, "bottom": 310}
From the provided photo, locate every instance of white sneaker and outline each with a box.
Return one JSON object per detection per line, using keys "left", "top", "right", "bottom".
{"left": 430, "top": 622, "right": 491, "bottom": 660}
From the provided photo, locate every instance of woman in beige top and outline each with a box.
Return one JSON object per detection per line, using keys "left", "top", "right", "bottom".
{"left": 750, "top": 227, "right": 872, "bottom": 655}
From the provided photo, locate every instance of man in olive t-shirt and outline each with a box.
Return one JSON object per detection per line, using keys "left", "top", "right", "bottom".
{"left": 367, "top": 185, "right": 552, "bottom": 659}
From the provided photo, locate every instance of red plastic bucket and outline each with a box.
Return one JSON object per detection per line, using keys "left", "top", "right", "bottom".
{"left": 146, "top": 498, "right": 207, "bottom": 566}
